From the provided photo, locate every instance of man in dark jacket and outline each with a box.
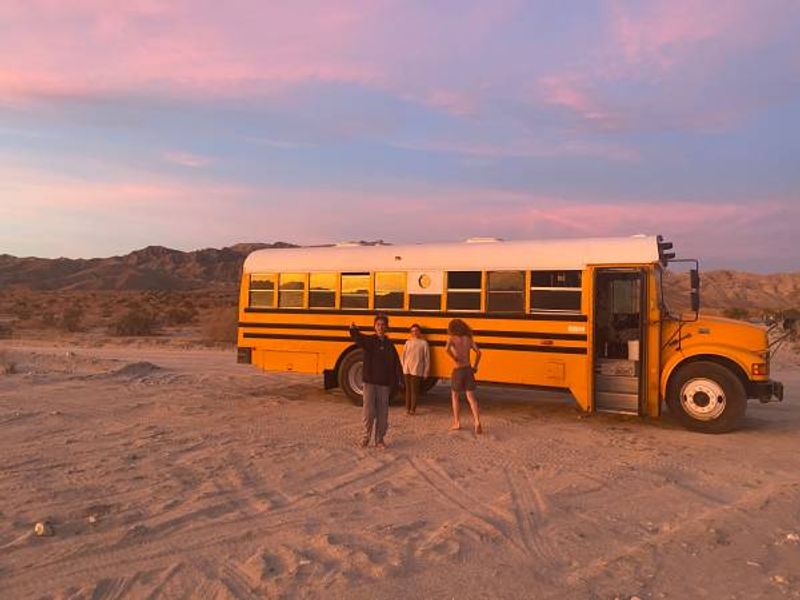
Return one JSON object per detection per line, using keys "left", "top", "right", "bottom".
{"left": 349, "top": 314, "right": 402, "bottom": 449}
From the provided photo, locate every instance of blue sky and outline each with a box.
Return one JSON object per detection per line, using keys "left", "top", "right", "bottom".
{"left": 0, "top": 0, "right": 798, "bottom": 271}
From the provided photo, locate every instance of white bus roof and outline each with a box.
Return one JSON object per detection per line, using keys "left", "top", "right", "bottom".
{"left": 243, "top": 235, "right": 662, "bottom": 274}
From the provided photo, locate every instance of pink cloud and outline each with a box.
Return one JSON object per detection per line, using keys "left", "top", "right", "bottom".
{"left": 389, "top": 135, "right": 639, "bottom": 162}
{"left": 608, "top": 0, "right": 748, "bottom": 70}
{"left": 606, "top": 0, "right": 800, "bottom": 71}
{"left": 534, "top": 0, "right": 800, "bottom": 132}
{"left": 0, "top": 1, "right": 384, "bottom": 104}
{"left": 162, "top": 151, "right": 212, "bottom": 168}
{"left": 2, "top": 158, "right": 796, "bottom": 265}
{"left": 0, "top": 0, "right": 522, "bottom": 119}
{"left": 538, "top": 75, "right": 624, "bottom": 131}
{"left": 419, "top": 90, "right": 480, "bottom": 117}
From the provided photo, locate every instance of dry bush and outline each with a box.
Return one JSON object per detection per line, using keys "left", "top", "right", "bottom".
{"left": 0, "top": 322, "right": 12, "bottom": 339}
{"left": 111, "top": 306, "right": 158, "bottom": 336}
{"left": 60, "top": 303, "right": 85, "bottom": 332}
{"left": 722, "top": 307, "right": 750, "bottom": 321}
{"left": 0, "top": 350, "right": 17, "bottom": 375}
{"left": 11, "top": 301, "right": 32, "bottom": 321}
{"left": 201, "top": 306, "right": 237, "bottom": 343}
{"left": 164, "top": 304, "right": 198, "bottom": 326}
{"left": 41, "top": 311, "right": 57, "bottom": 328}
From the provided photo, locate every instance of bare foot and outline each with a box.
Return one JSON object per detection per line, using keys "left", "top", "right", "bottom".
{"left": 359, "top": 439, "right": 369, "bottom": 448}
{"left": 475, "top": 423, "right": 483, "bottom": 435}
{"left": 448, "top": 423, "right": 461, "bottom": 431}
{"left": 376, "top": 441, "right": 387, "bottom": 450}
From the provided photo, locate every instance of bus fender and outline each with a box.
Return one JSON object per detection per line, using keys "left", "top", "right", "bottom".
{"left": 660, "top": 345, "right": 753, "bottom": 400}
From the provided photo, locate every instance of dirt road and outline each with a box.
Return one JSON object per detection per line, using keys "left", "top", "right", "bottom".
{"left": 1, "top": 341, "right": 798, "bottom": 599}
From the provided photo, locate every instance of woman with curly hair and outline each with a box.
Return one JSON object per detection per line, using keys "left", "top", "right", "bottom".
{"left": 445, "top": 318, "right": 483, "bottom": 434}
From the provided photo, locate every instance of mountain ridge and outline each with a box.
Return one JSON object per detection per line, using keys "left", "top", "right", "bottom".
{"left": 0, "top": 244, "right": 798, "bottom": 311}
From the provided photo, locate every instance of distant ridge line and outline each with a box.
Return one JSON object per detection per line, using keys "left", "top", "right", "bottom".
{"left": 0, "top": 243, "right": 798, "bottom": 312}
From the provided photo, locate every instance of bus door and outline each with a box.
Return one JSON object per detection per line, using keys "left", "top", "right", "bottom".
{"left": 593, "top": 268, "right": 647, "bottom": 414}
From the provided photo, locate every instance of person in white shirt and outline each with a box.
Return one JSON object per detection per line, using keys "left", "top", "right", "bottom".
{"left": 401, "top": 324, "right": 430, "bottom": 415}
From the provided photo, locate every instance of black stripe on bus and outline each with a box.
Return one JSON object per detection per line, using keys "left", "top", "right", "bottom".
{"left": 241, "top": 332, "right": 587, "bottom": 355}
{"left": 243, "top": 307, "right": 587, "bottom": 322}
{"left": 237, "top": 321, "right": 587, "bottom": 341}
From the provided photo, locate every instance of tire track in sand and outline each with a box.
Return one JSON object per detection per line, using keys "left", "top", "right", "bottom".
{"left": 504, "top": 466, "right": 559, "bottom": 569}
{"left": 0, "top": 455, "right": 405, "bottom": 596}
{"left": 408, "top": 456, "right": 528, "bottom": 556}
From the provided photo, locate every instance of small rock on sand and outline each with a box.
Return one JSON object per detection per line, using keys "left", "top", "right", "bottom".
{"left": 110, "top": 361, "right": 162, "bottom": 379}
{"left": 34, "top": 521, "right": 53, "bottom": 537}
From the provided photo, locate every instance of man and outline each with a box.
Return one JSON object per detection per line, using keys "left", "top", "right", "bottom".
{"left": 349, "top": 314, "right": 402, "bottom": 449}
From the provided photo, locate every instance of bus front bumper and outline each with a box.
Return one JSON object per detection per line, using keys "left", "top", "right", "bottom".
{"left": 753, "top": 380, "right": 784, "bottom": 403}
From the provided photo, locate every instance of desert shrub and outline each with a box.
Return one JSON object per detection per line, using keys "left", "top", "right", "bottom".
{"left": 201, "top": 307, "right": 237, "bottom": 343}
{"left": 784, "top": 308, "right": 800, "bottom": 321}
{"left": 164, "top": 305, "right": 198, "bottom": 326}
{"left": 0, "top": 350, "right": 16, "bottom": 375}
{"left": 723, "top": 307, "right": 750, "bottom": 321}
{"left": 11, "top": 302, "right": 32, "bottom": 321}
{"left": 100, "top": 302, "right": 114, "bottom": 318}
{"left": 41, "top": 311, "right": 57, "bottom": 328}
{"left": 0, "top": 322, "right": 12, "bottom": 339}
{"left": 60, "top": 303, "right": 85, "bottom": 332}
{"left": 111, "top": 306, "right": 158, "bottom": 336}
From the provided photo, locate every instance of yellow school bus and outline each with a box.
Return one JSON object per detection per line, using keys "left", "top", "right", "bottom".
{"left": 236, "top": 236, "right": 784, "bottom": 433}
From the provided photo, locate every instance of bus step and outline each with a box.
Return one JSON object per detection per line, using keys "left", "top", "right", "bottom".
{"left": 595, "top": 391, "right": 639, "bottom": 414}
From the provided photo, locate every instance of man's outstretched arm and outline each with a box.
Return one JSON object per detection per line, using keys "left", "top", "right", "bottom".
{"left": 349, "top": 323, "right": 366, "bottom": 348}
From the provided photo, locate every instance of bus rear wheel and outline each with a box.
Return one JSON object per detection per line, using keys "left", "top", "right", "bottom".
{"left": 337, "top": 349, "right": 402, "bottom": 406}
{"left": 338, "top": 349, "right": 365, "bottom": 405}
{"left": 666, "top": 361, "right": 746, "bottom": 433}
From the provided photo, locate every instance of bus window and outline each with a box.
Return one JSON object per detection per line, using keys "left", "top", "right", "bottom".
{"left": 341, "top": 273, "right": 369, "bottom": 309}
{"left": 487, "top": 271, "right": 524, "bottom": 313}
{"left": 279, "top": 273, "right": 306, "bottom": 308}
{"left": 375, "top": 272, "right": 405, "bottom": 310}
{"left": 309, "top": 273, "right": 336, "bottom": 308}
{"left": 249, "top": 274, "right": 276, "bottom": 307}
{"left": 410, "top": 294, "right": 441, "bottom": 311}
{"left": 530, "top": 270, "right": 582, "bottom": 312}
{"left": 447, "top": 271, "right": 481, "bottom": 311}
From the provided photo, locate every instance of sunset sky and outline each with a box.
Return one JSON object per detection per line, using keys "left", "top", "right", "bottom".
{"left": 1, "top": 0, "right": 798, "bottom": 270}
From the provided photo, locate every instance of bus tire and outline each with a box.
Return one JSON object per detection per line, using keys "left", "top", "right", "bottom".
{"left": 338, "top": 349, "right": 365, "bottom": 405}
{"left": 420, "top": 377, "right": 439, "bottom": 395}
{"left": 337, "top": 349, "right": 402, "bottom": 406}
{"left": 666, "top": 361, "right": 746, "bottom": 433}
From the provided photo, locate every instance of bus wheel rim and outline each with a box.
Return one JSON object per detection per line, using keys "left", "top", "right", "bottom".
{"left": 680, "top": 378, "right": 726, "bottom": 421}
{"left": 349, "top": 362, "right": 364, "bottom": 397}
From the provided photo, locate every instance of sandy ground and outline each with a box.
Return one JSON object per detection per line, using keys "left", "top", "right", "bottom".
{"left": 1, "top": 340, "right": 798, "bottom": 600}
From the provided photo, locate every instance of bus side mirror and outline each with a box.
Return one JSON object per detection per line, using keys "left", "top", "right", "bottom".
{"left": 690, "top": 269, "right": 700, "bottom": 290}
{"left": 690, "top": 269, "right": 700, "bottom": 313}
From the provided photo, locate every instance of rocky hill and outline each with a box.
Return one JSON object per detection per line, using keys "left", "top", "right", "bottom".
{"left": 0, "top": 245, "right": 798, "bottom": 312}
{"left": 0, "top": 243, "right": 296, "bottom": 291}
{"left": 664, "top": 270, "right": 800, "bottom": 312}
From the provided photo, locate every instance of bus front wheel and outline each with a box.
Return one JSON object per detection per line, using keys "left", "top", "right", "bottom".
{"left": 666, "top": 361, "right": 746, "bottom": 433}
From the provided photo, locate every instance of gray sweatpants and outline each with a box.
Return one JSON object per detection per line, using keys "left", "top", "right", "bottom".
{"left": 362, "top": 383, "right": 390, "bottom": 444}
